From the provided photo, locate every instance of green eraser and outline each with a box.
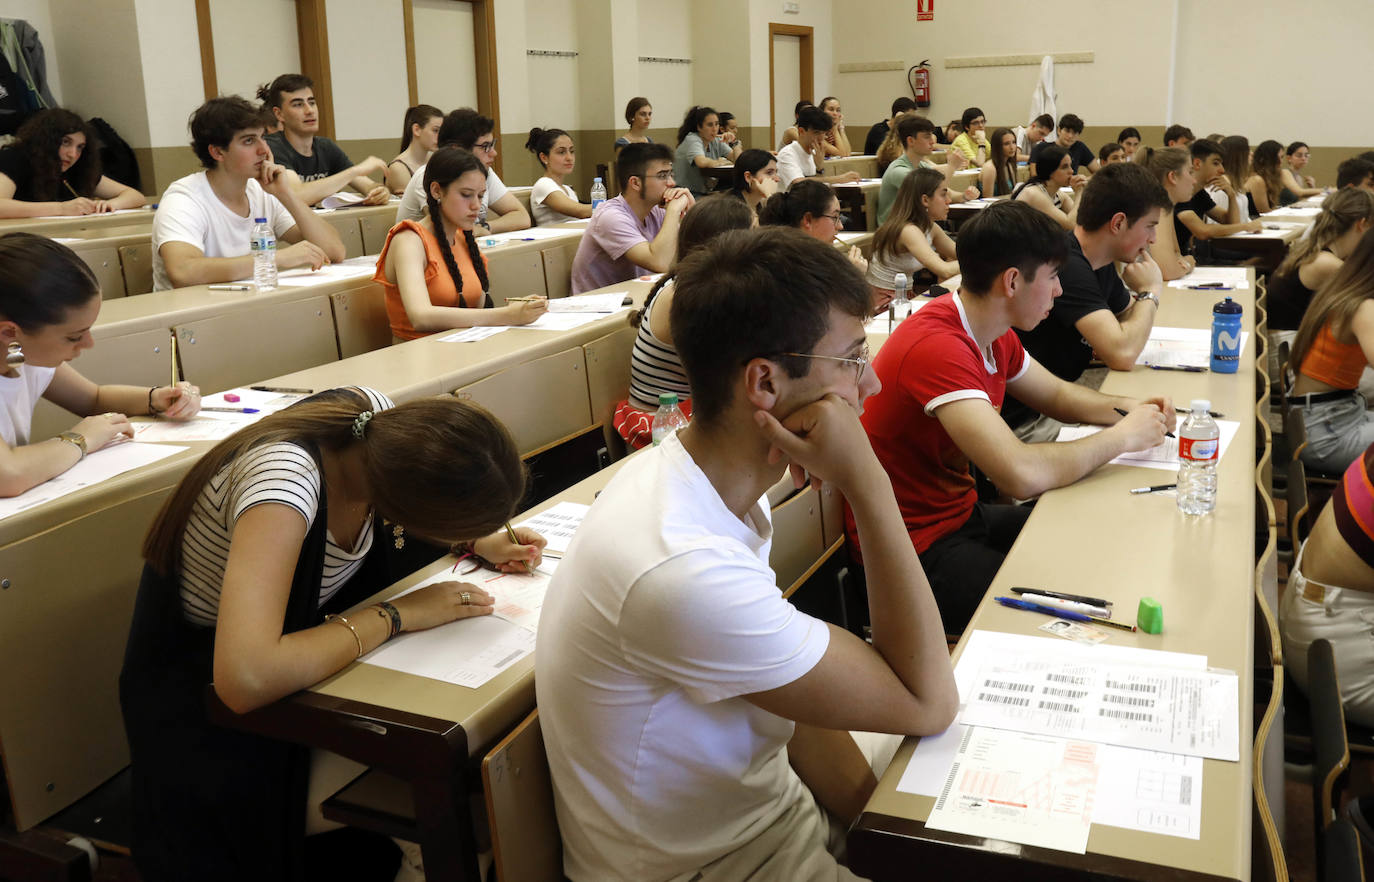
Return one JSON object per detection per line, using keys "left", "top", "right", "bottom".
{"left": 1137, "top": 597, "right": 1163, "bottom": 634}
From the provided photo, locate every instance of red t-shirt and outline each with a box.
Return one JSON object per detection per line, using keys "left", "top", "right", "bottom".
{"left": 846, "top": 293, "right": 1029, "bottom": 559}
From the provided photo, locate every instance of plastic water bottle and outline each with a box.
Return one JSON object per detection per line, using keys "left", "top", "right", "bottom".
{"left": 892, "top": 272, "right": 909, "bottom": 318}
{"left": 251, "top": 218, "right": 277, "bottom": 291}
{"left": 1210, "top": 296, "right": 1243, "bottom": 373}
{"left": 1177, "top": 399, "right": 1220, "bottom": 516}
{"left": 651, "top": 393, "right": 688, "bottom": 446}
{"left": 590, "top": 177, "right": 607, "bottom": 211}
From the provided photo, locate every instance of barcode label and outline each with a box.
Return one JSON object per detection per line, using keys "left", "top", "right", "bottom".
{"left": 1037, "top": 700, "right": 1080, "bottom": 713}
{"left": 1044, "top": 687, "right": 1088, "bottom": 699}
{"left": 978, "top": 692, "right": 1030, "bottom": 707}
{"left": 1103, "top": 693, "right": 1154, "bottom": 707}
{"left": 1047, "top": 673, "right": 1087, "bottom": 684}
{"left": 984, "top": 679, "right": 1034, "bottom": 693}
{"left": 1105, "top": 679, "right": 1155, "bottom": 693}
{"left": 1099, "top": 707, "right": 1153, "bottom": 722}
{"left": 1179, "top": 775, "right": 1193, "bottom": 806}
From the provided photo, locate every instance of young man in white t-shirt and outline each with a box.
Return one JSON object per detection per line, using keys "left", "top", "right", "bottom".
{"left": 537, "top": 226, "right": 960, "bottom": 882}
{"left": 395, "top": 108, "right": 531, "bottom": 234}
{"left": 776, "top": 106, "right": 862, "bottom": 189}
{"left": 152, "top": 97, "right": 346, "bottom": 291}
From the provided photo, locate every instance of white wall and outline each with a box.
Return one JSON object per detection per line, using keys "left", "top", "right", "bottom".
{"left": 208, "top": 0, "right": 300, "bottom": 103}
{"left": 523, "top": 0, "right": 582, "bottom": 131}
{"left": 3, "top": 0, "right": 62, "bottom": 101}
{"left": 635, "top": 0, "right": 692, "bottom": 132}
{"left": 132, "top": 0, "right": 205, "bottom": 149}
{"left": 407, "top": 0, "right": 479, "bottom": 128}
{"left": 746, "top": 0, "right": 831, "bottom": 129}
{"left": 49, "top": 0, "right": 147, "bottom": 145}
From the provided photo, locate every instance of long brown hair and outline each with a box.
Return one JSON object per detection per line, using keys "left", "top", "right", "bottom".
{"left": 632, "top": 195, "right": 754, "bottom": 328}
{"left": 1291, "top": 226, "right": 1374, "bottom": 374}
{"left": 143, "top": 393, "right": 526, "bottom": 576}
{"left": 399, "top": 104, "right": 442, "bottom": 153}
{"left": 873, "top": 167, "right": 943, "bottom": 262}
{"left": 1219, "top": 135, "right": 1250, "bottom": 199}
{"left": 15, "top": 109, "right": 101, "bottom": 200}
{"left": 423, "top": 147, "right": 492, "bottom": 306}
{"left": 1251, "top": 140, "right": 1284, "bottom": 206}
{"left": 1277, "top": 187, "right": 1374, "bottom": 276}
{"left": 986, "top": 127, "right": 1017, "bottom": 196}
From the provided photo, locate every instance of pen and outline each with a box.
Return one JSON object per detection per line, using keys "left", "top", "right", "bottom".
{"left": 202, "top": 406, "right": 260, "bottom": 413}
{"left": 1176, "top": 406, "right": 1223, "bottom": 418}
{"left": 505, "top": 522, "right": 533, "bottom": 573}
{"left": 1148, "top": 364, "right": 1207, "bottom": 373}
{"left": 1014, "top": 592, "right": 1111, "bottom": 618}
{"left": 251, "top": 385, "right": 313, "bottom": 394}
{"left": 169, "top": 331, "right": 180, "bottom": 388}
{"left": 1183, "top": 283, "right": 1231, "bottom": 290}
{"left": 1130, "top": 483, "right": 1177, "bottom": 494}
{"left": 1012, "top": 587, "right": 1112, "bottom": 607}
{"left": 505, "top": 297, "right": 548, "bottom": 303}
{"left": 996, "top": 597, "right": 1137, "bottom": 632}
{"left": 1114, "top": 407, "right": 1175, "bottom": 438}
{"left": 208, "top": 284, "right": 253, "bottom": 291}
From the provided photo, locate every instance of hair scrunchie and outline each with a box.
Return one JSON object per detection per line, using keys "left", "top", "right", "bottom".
{"left": 351, "top": 410, "right": 374, "bottom": 439}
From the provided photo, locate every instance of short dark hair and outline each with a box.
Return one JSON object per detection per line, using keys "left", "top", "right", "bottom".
{"left": 759, "top": 179, "right": 834, "bottom": 227}
{"left": 0, "top": 232, "right": 101, "bottom": 328}
{"left": 717, "top": 111, "right": 735, "bottom": 129}
{"left": 793, "top": 100, "right": 814, "bottom": 117}
{"left": 670, "top": 226, "right": 870, "bottom": 423}
{"left": 1163, "top": 124, "right": 1194, "bottom": 144}
{"left": 1076, "top": 162, "right": 1172, "bottom": 232}
{"left": 255, "top": 73, "right": 313, "bottom": 109}
{"left": 1337, "top": 158, "right": 1374, "bottom": 189}
{"left": 1117, "top": 126, "right": 1142, "bottom": 142}
{"left": 895, "top": 114, "right": 935, "bottom": 147}
{"left": 731, "top": 148, "right": 775, "bottom": 197}
{"left": 624, "top": 96, "right": 650, "bottom": 126}
{"left": 437, "top": 108, "right": 494, "bottom": 150}
{"left": 960, "top": 107, "right": 985, "bottom": 129}
{"left": 1057, "top": 113, "right": 1084, "bottom": 134}
{"left": 796, "top": 106, "right": 834, "bottom": 133}
{"left": 1359, "top": 151, "right": 1374, "bottom": 166}
{"left": 891, "top": 97, "right": 918, "bottom": 117}
{"left": 1033, "top": 114, "right": 1055, "bottom": 130}
{"left": 188, "top": 96, "right": 264, "bottom": 170}
{"left": 1286, "top": 141, "right": 1309, "bottom": 156}
{"left": 1189, "top": 139, "right": 1222, "bottom": 162}
{"left": 956, "top": 201, "right": 1069, "bottom": 296}
{"left": 1029, "top": 144, "right": 1068, "bottom": 182}
{"left": 1098, "top": 142, "right": 1124, "bottom": 163}
{"left": 616, "top": 141, "right": 674, "bottom": 191}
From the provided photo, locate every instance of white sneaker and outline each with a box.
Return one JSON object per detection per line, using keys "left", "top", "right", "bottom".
{"left": 392, "top": 838, "right": 425, "bottom": 882}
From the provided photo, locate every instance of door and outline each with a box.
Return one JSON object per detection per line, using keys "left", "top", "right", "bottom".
{"left": 768, "top": 24, "right": 814, "bottom": 151}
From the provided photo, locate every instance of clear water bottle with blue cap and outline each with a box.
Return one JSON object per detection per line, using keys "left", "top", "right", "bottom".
{"left": 591, "top": 177, "right": 607, "bottom": 211}
{"left": 1210, "top": 296, "right": 1242, "bottom": 373}
{"left": 251, "top": 218, "right": 277, "bottom": 291}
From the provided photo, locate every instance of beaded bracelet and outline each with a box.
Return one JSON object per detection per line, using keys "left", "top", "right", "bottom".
{"left": 324, "top": 613, "right": 364, "bottom": 658}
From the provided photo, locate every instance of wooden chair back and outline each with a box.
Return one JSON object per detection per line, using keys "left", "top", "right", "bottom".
{"left": 482, "top": 710, "right": 563, "bottom": 882}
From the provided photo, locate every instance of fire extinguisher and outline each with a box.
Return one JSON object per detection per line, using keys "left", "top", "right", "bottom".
{"left": 909, "top": 60, "right": 931, "bottom": 108}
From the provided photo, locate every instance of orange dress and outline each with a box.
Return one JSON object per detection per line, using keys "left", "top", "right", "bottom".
{"left": 373, "top": 219, "right": 489, "bottom": 341}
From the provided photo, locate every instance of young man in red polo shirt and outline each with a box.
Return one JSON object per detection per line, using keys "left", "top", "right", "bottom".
{"left": 847, "top": 201, "right": 1174, "bottom": 631}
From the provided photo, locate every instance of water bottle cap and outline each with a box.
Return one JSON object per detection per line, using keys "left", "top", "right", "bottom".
{"left": 254, "top": 218, "right": 267, "bottom": 224}
{"left": 1213, "top": 297, "right": 1242, "bottom": 315}
{"left": 593, "top": 177, "right": 603, "bottom": 183}
{"left": 894, "top": 272, "right": 907, "bottom": 287}
{"left": 1190, "top": 399, "right": 1211, "bottom": 413}
{"left": 658, "top": 393, "right": 679, "bottom": 406}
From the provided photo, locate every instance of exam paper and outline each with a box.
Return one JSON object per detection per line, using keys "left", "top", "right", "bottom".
{"left": 548, "top": 292, "right": 630, "bottom": 313}
{"left": 515, "top": 501, "right": 590, "bottom": 554}
{"left": 439, "top": 326, "right": 510, "bottom": 343}
{"left": 521, "top": 309, "right": 628, "bottom": 331}
{"left": 133, "top": 416, "right": 252, "bottom": 443}
{"left": 479, "top": 227, "right": 582, "bottom": 244}
{"left": 0, "top": 441, "right": 187, "bottom": 521}
{"left": 35, "top": 207, "right": 151, "bottom": 219}
{"left": 270, "top": 256, "right": 380, "bottom": 287}
{"left": 1136, "top": 326, "right": 1250, "bottom": 368}
{"left": 1165, "top": 267, "right": 1250, "bottom": 290}
{"left": 1055, "top": 419, "right": 1240, "bottom": 472}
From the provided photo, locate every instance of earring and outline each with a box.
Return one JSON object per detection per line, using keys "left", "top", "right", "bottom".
{"left": 392, "top": 523, "right": 406, "bottom": 550}
{"left": 5, "top": 342, "right": 23, "bottom": 366}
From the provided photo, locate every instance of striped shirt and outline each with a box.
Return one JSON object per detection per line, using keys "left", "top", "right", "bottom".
{"left": 178, "top": 387, "right": 393, "bottom": 625}
{"left": 628, "top": 283, "right": 691, "bottom": 412}
{"left": 1335, "top": 442, "right": 1374, "bottom": 570}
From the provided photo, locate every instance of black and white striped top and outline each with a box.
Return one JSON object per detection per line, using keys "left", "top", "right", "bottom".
{"left": 177, "top": 387, "right": 394, "bottom": 626}
{"left": 628, "top": 284, "right": 692, "bottom": 412}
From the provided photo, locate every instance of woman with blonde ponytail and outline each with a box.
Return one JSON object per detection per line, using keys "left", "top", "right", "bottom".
{"left": 374, "top": 147, "right": 546, "bottom": 341}
{"left": 122, "top": 387, "right": 545, "bottom": 880}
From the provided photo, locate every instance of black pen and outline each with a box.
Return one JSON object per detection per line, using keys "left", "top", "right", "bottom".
{"left": 250, "top": 385, "right": 313, "bottom": 394}
{"left": 1011, "top": 587, "right": 1112, "bottom": 607}
{"left": 1148, "top": 364, "right": 1207, "bottom": 373}
{"left": 1113, "top": 407, "right": 1175, "bottom": 438}
{"left": 1176, "top": 406, "right": 1223, "bottom": 418}
{"left": 1130, "top": 483, "right": 1177, "bottom": 494}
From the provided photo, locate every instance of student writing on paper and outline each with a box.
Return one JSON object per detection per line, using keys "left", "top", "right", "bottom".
{"left": 387, "top": 104, "right": 443, "bottom": 195}
{"left": 867, "top": 168, "right": 958, "bottom": 311}
{"left": 0, "top": 108, "right": 145, "bottom": 218}
{"left": 152, "top": 97, "right": 347, "bottom": 291}
{"left": 614, "top": 195, "right": 755, "bottom": 450}
{"left": 1267, "top": 188, "right": 1374, "bottom": 338}
{"left": 1012, "top": 144, "right": 1086, "bottom": 231}
{"left": 121, "top": 389, "right": 546, "bottom": 881}
{"left": 375, "top": 148, "right": 546, "bottom": 340}
{"left": 1019, "top": 113, "right": 1056, "bottom": 160}
{"left": 850, "top": 202, "right": 1172, "bottom": 632}
{"left": 672, "top": 106, "right": 742, "bottom": 198}
{"left": 396, "top": 108, "right": 531, "bottom": 234}
{"left": 0, "top": 234, "right": 200, "bottom": 497}
{"left": 259, "top": 74, "right": 390, "bottom": 207}
{"left": 615, "top": 96, "right": 654, "bottom": 151}
{"left": 526, "top": 127, "right": 594, "bottom": 224}
{"left": 1143, "top": 147, "right": 1200, "bottom": 280}
{"left": 1288, "top": 228, "right": 1374, "bottom": 473}
{"left": 538, "top": 227, "right": 958, "bottom": 882}
{"left": 760, "top": 179, "right": 868, "bottom": 273}
{"left": 728, "top": 148, "right": 780, "bottom": 215}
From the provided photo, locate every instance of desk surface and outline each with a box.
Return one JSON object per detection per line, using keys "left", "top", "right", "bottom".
{"left": 852, "top": 278, "right": 1259, "bottom": 881}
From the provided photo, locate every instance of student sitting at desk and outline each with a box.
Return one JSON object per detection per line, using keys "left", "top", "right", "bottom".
{"left": 259, "top": 74, "right": 390, "bottom": 208}
{"left": 152, "top": 96, "right": 347, "bottom": 291}
{"left": 1281, "top": 437, "right": 1374, "bottom": 728}
{"left": 387, "top": 104, "right": 443, "bottom": 196}
{"left": 1018, "top": 113, "right": 1055, "bottom": 160}
{"left": 1030, "top": 114, "right": 1099, "bottom": 175}
{"left": 849, "top": 202, "right": 1172, "bottom": 631}
{"left": 525, "top": 127, "right": 594, "bottom": 224}
{"left": 1011, "top": 144, "right": 1086, "bottom": 231}
{"left": 864, "top": 96, "right": 918, "bottom": 157}
{"left": 375, "top": 147, "right": 546, "bottom": 340}
{"left": 874, "top": 110, "right": 912, "bottom": 176}
{"left": 1288, "top": 229, "right": 1374, "bottom": 474}
{"left": 818, "top": 96, "right": 852, "bottom": 157}
{"left": 1098, "top": 142, "right": 1126, "bottom": 166}
{"left": 1142, "top": 146, "right": 1200, "bottom": 280}
{"left": 1338, "top": 158, "right": 1374, "bottom": 191}
{"left": 1172, "top": 138, "right": 1262, "bottom": 262}
{"left": 980, "top": 126, "right": 1020, "bottom": 197}
{"left": 1163, "top": 124, "right": 1194, "bottom": 148}
{"left": 1245, "top": 139, "right": 1292, "bottom": 214}
{"left": 1003, "top": 163, "right": 1170, "bottom": 441}
{"left": 672, "top": 106, "right": 741, "bottom": 198}
{"left": 728, "top": 148, "right": 780, "bottom": 215}
{"left": 121, "top": 387, "right": 546, "bottom": 881}
{"left": 397, "top": 109, "right": 531, "bottom": 235}
{"left": 776, "top": 100, "right": 814, "bottom": 151}
{"left": 1267, "top": 188, "right": 1374, "bottom": 340}
{"left": 867, "top": 168, "right": 958, "bottom": 311}
{"left": 614, "top": 195, "right": 755, "bottom": 450}
{"left": 570, "top": 142, "right": 694, "bottom": 294}
{"left": 948, "top": 106, "right": 989, "bottom": 167}
{"left": 0, "top": 108, "right": 145, "bottom": 218}
{"left": 776, "top": 106, "right": 861, "bottom": 190}
{"left": 718, "top": 111, "right": 739, "bottom": 146}
{"left": 615, "top": 97, "right": 654, "bottom": 151}
{"left": 760, "top": 179, "right": 868, "bottom": 273}
{"left": 538, "top": 226, "right": 959, "bottom": 882}
{"left": 1283, "top": 141, "right": 1324, "bottom": 199}
{"left": 877, "top": 114, "right": 975, "bottom": 226}
{"left": 0, "top": 233, "right": 200, "bottom": 497}
{"left": 1212, "top": 135, "right": 1254, "bottom": 223}
{"left": 1117, "top": 127, "right": 1143, "bottom": 162}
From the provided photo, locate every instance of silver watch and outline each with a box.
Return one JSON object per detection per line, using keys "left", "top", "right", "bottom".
{"left": 1133, "top": 290, "right": 1160, "bottom": 308}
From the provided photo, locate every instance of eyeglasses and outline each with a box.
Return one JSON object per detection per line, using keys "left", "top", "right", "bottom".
{"left": 779, "top": 345, "right": 871, "bottom": 383}
{"left": 644, "top": 170, "right": 675, "bottom": 182}
{"left": 819, "top": 211, "right": 850, "bottom": 227}
{"left": 473, "top": 140, "right": 497, "bottom": 153}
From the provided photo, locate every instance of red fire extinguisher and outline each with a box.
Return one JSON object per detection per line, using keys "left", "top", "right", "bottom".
{"left": 909, "top": 60, "right": 931, "bottom": 107}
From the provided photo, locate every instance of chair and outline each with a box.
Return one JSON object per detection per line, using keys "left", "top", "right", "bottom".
{"left": 1287, "top": 458, "right": 1312, "bottom": 553}
{"left": 1285, "top": 406, "right": 1344, "bottom": 486}
{"left": 118, "top": 241, "right": 154, "bottom": 296}
{"left": 482, "top": 710, "right": 563, "bottom": 882}
{"left": 581, "top": 326, "right": 636, "bottom": 463}
{"left": 1323, "top": 816, "right": 1365, "bottom": 882}
{"left": 1309, "top": 639, "right": 1352, "bottom": 868}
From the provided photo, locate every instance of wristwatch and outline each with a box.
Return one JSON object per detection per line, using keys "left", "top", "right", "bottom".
{"left": 1133, "top": 290, "right": 1160, "bottom": 308}
{"left": 56, "top": 430, "right": 87, "bottom": 460}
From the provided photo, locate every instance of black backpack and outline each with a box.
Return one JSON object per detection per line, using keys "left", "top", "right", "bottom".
{"left": 89, "top": 116, "right": 141, "bottom": 192}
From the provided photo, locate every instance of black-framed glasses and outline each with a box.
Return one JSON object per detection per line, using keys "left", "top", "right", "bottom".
{"left": 778, "top": 345, "right": 871, "bottom": 383}
{"left": 820, "top": 211, "right": 849, "bottom": 227}
{"left": 473, "top": 140, "right": 497, "bottom": 152}
{"left": 647, "top": 170, "right": 675, "bottom": 182}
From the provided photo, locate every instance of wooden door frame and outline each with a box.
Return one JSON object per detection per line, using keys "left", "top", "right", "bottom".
{"left": 768, "top": 23, "right": 814, "bottom": 151}
{"left": 402, "top": 0, "right": 503, "bottom": 177}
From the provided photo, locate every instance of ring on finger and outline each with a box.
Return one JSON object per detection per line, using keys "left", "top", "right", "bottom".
{"left": 460, "top": 591, "right": 472, "bottom": 606}
{"left": 105, "top": 412, "right": 118, "bottom": 419}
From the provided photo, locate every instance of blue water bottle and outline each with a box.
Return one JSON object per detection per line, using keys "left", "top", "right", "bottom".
{"left": 1210, "top": 296, "right": 1243, "bottom": 374}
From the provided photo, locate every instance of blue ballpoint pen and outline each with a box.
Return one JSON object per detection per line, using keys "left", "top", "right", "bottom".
{"left": 996, "top": 596, "right": 1137, "bottom": 632}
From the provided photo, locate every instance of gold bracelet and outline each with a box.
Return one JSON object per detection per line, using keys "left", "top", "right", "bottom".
{"left": 324, "top": 613, "right": 364, "bottom": 658}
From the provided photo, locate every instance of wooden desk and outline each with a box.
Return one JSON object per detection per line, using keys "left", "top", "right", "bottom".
{"left": 833, "top": 179, "right": 882, "bottom": 232}
{"left": 850, "top": 278, "right": 1259, "bottom": 881}
{"left": 829, "top": 155, "right": 879, "bottom": 179}
{"left": 0, "top": 206, "right": 155, "bottom": 238}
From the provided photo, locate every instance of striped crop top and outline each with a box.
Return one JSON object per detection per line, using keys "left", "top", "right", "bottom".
{"left": 1300, "top": 322, "right": 1368, "bottom": 390}
{"left": 1335, "top": 442, "right": 1374, "bottom": 569}
{"left": 627, "top": 282, "right": 691, "bottom": 412}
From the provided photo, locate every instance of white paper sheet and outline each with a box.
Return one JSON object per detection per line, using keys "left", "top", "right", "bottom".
{"left": 201, "top": 388, "right": 309, "bottom": 414}
{"left": 514, "top": 501, "right": 590, "bottom": 554}
{"left": 1165, "top": 267, "right": 1250, "bottom": 290}
{"left": 548, "top": 292, "right": 630, "bottom": 313}
{"left": 1135, "top": 326, "right": 1251, "bottom": 368}
{"left": 133, "top": 416, "right": 253, "bottom": 443}
{"left": 0, "top": 441, "right": 187, "bottom": 521}
{"left": 925, "top": 726, "right": 1097, "bottom": 853}
{"left": 478, "top": 227, "right": 583, "bottom": 245}
{"left": 1092, "top": 744, "right": 1203, "bottom": 838}
{"left": 34, "top": 207, "right": 152, "bottom": 219}
{"left": 318, "top": 191, "right": 367, "bottom": 209}
{"left": 268, "top": 256, "right": 380, "bottom": 287}
{"left": 1055, "top": 419, "right": 1240, "bottom": 473}
{"left": 520, "top": 309, "right": 628, "bottom": 331}
{"left": 439, "top": 326, "right": 510, "bottom": 343}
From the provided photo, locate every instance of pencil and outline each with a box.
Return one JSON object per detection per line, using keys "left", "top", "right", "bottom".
{"left": 505, "top": 522, "right": 533, "bottom": 572}
{"left": 63, "top": 180, "right": 81, "bottom": 199}
{"left": 169, "top": 331, "right": 180, "bottom": 388}
{"left": 505, "top": 297, "right": 547, "bottom": 303}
